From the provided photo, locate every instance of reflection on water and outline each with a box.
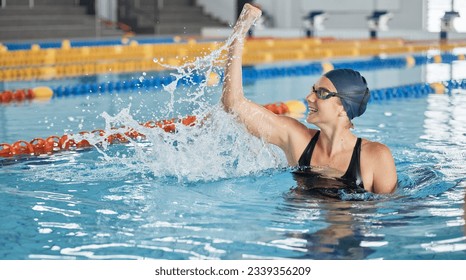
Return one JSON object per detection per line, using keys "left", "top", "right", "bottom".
{"left": 273, "top": 89, "right": 466, "bottom": 259}
{"left": 283, "top": 194, "right": 376, "bottom": 259}
{"left": 4, "top": 57, "right": 466, "bottom": 259}
{"left": 425, "top": 61, "right": 466, "bottom": 83}
{"left": 421, "top": 92, "right": 466, "bottom": 181}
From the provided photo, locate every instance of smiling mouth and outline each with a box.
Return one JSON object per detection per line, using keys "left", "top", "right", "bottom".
{"left": 308, "top": 107, "right": 318, "bottom": 113}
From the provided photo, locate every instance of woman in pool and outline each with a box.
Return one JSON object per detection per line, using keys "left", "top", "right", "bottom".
{"left": 222, "top": 4, "right": 397, "bottom": 194}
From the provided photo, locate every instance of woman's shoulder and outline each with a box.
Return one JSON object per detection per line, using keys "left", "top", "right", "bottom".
{"left": 360, "top": 139, "right": 392, "bottom": 156}
{"left": 359, "top": 138, "right": 397, "bottom": 194}
{"left": 360, "top": 138, "right": 395, "bottom": 169}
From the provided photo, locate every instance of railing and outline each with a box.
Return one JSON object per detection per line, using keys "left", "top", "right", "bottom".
{"left": 1, "top": 0, "right": 110, "bottom": 39}
{"left": 1, "top": 0, "right": 81, "bottom": 9}
{"left": 118, "top": 0, "right": 164, "bottom": 34}
{"left": 1, "top": 0, "right": 35, "bottom": 8}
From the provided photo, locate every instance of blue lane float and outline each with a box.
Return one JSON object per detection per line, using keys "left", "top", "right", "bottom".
{"left": 243, "top": 63, "right": 322, "bottom": 83}
{"left": 41, "top": 52, "right": 466, "bottom": 100}
{"left": 3, "top": 37, "right": 178, "bottom": 51}
{"left": 51, "top": 75, "right": 465, "bottom": 105}
{"left": 53, "top": 75, "right": 179, "bottom": 98}
{"left": 332, "top": 57, "right": 407, "bottom": 71}
{"left": 242, "top": 53, "right": 464, "bottom": 82}
{"left": 369, "top": 83, "right": 434, "bottom": 103}
{"left": 441, "top": 53, "right": 458, "bottom": 63}
{"left": 412, "top": 54, "right": 431, "bottom": 65}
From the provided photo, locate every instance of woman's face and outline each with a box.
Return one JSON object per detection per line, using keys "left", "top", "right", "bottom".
{"left": 305, "top": 76, "right": 343, "bottom": 125}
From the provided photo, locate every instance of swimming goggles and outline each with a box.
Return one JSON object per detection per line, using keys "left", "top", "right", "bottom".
{"left": 312, "top": 85, "right": 339, "bottom": 100}
{"left": 312, "top": 86, "right": 369, "bottom": 100}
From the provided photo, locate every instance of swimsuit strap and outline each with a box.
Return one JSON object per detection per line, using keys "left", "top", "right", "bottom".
{"left": 298, "top": 130, "right": 320, "bottom": 167}
{"left": 341, "top": 137, "right": 363, "bottom": 188}
{"left": 298, "top": 131, "right": 364, "bottom": 189}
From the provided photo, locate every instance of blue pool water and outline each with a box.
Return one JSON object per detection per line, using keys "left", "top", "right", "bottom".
{"left": 1, "top": 61, "right": 466, "bottom": 259}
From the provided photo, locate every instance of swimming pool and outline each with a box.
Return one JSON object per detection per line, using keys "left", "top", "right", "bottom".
{"left": 1, "top": 60, "right": 466, "bottom": 259}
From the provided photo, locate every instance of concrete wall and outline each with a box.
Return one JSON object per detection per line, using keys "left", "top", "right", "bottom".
{"left": 199, "top": 0, "right": 466, "bottom": 40}
{"left": 197, "top": 0, "right": 424, "bottom": 29}
{"left": 197, "top": 0, "right": 442, "bottom": 39}
{"left": 197, "top": 0, "right": 236, "bottom": 25}
{"left": 96, "top": 0, "right": 117, "bottom": 22}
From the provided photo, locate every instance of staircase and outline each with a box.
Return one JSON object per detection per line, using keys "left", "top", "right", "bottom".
{"left": 0, "top": 0, "right": 124, "bottom": 42}
{"left": 119, "top": 0, "right": 227, "bottom": 35}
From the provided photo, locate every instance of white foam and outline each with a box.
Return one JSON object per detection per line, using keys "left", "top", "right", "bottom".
{"left": 66, "top": 17, "right": 287, "bottom": 183}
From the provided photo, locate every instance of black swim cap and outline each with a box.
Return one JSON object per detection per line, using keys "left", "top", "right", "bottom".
{"left": 323, "top": 68, "right": 370, "bottom": 120}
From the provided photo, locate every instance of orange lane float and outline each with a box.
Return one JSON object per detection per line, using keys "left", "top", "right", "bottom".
{"left": 0, "top": 87, "right": 53, "bottom": 104}
{"left": 0, "top": 115, "right": 198, "bottom": 158}
{"left": 263, "top": 102, "right": 290, "bottom": 115}
{"left": 263, "top": 100, "right": 307, "bottom": 116}
{"left": 0, "top": 89, "right": 33, "bottom": 103}
{"left": 0, "top": 99, "right": 307, "bottom": 158}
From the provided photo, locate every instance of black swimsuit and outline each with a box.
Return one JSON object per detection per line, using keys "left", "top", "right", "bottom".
{"left": 293, "top": 131, "right": 366, "bottom": 196}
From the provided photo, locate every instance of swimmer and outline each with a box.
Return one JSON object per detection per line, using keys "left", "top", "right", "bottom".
{"left": 221, "top": 4, "right": 397, "bottom": 194}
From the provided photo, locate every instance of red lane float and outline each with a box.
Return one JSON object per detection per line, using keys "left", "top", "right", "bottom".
{"left": 0, "top": 144, "right": 12, "bottom": 157}
{"left": 0, "top": 89, "right": 33, "bottom": 104}
{"left": 0, "top": 100, "right": 305, "bottom": 158}
{"left": 0, "top": 115, "right": 197, "bottom": 158}
{"left": 263, "top": 102, "right": 289, "bottom": 115}
{"left": 0, "top": 87, "right": 53, "bottom": 104}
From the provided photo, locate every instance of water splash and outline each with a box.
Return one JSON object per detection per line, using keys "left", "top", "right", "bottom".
{"left": 396, "top": 165, "right": 456, "bottom": 198}
{"left": 66, "top": 15, "right": 286, "bottom": 182}
{"left": 94, "top": 106, "right": 286, "bottom": 182}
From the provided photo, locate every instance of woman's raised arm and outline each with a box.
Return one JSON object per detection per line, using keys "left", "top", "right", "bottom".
{"left": 221, "top": 4, "right": 306, "bottom": 149}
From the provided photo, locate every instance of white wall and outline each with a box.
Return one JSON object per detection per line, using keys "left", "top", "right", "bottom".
{"left": 203, "top": 26, "right": 466, "bottom": 41}
{"left": 197, "top": 0, "right": 424, "bottom": 29}
{"left": 295, "top": 0, "right": 403, "bottom": 29}
{"left": 199, "top": 0, "right": 441, "bottom": 39}
{"left": 196, "top": 0, "right": 236, "bottom": 25}
{"left": 96, "top": 0, "right": 117, "bottom": 22}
